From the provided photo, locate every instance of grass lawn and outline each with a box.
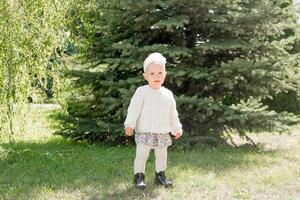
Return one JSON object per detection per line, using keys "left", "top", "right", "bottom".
{"left": 0, "top": 105, "right": 299, "bottom": 200}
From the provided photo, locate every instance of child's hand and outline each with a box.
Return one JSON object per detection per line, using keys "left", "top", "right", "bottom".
{"left": 125, "top": 127, "right": 134, "bottom": 136}
{"left": 175, "top": 132, "right": 182, "bottom": 139}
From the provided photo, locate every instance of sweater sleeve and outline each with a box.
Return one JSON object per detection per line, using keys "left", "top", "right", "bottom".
{"left": 124, "top": 87, "right": 143, "bottom": 129}
{"left": 170, "top": 94, "right": 183, "bottom": 136}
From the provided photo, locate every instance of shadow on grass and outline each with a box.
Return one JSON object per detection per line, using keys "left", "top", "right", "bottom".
{"left": 168, "top": 143, "right": 279, "bottom": 175}
{"left": 0, "top": 138, "right": 160, "bottom": 200}
{"left": 0, "top": 138, "right": 280, "bottom": 199}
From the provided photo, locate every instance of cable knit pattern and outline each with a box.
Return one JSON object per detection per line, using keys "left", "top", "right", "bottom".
{"left": 124, "top": 85, "right": 182, "bottom": 135}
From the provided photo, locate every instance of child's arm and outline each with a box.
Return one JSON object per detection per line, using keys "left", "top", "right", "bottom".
{"left": 170, "top": 94, "right": 183, "bottom": 139}
{"left": 174, "top": 132, "right": 182, "bottom": 139}
{"left": 124, "top": 88, "right": 143, "bottom": 136}
{"left": 125, "top": 127, "right": 134, "bottom": 136}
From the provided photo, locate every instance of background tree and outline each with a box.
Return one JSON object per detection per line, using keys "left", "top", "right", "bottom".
{"left": 0, "top": 0, "right": 72, "bottom": 141}
{"left": 57, "top": 0, "right": 300, "bottom": 147}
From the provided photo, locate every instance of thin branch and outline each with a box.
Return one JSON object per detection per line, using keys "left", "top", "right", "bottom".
{"left": 244, "top": 134, "right": 257, "bottom": 147}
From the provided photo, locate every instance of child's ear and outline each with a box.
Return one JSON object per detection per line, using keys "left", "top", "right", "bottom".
{"left": 143, "top": 73, "right": 147, "bottom": 80}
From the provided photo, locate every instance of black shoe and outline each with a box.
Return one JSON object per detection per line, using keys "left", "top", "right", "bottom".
{"left": 155, "top": 171, "right": 173, "bottom": 188}
{"left": 134, "top": 173, "right": 146, "bottom": 189}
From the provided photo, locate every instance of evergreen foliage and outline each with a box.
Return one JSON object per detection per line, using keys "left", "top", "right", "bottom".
{"left": 264, "top": 91, "right": 300, "bottom": 114}
{"left": 57, "top": 0, "right": 300, "bottom": 147}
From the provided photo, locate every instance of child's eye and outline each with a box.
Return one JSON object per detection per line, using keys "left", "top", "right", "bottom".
{"left": 158, "top": 72, "right": 163, "bottom": 75}
{"left": 150, "top": 73, "right": 154, "bottom": 75}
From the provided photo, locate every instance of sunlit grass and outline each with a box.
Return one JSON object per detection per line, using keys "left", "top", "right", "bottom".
{"left": 0, "top": 105, "right": 299, "bottom": 199}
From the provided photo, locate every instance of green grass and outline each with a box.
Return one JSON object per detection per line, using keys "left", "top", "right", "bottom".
{"left": 1, "top": 106, "right": 300, "bottom": 200}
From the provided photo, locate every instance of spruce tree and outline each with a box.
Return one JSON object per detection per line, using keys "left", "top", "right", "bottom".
{"left": 58, "top": 0, "right": 300, "bottom": 147}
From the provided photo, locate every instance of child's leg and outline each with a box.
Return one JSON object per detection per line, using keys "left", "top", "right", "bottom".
{"left": 134, "top": 144, "right": 151, "bottom": 174}
{"left": 154, "top": 147, "right": 168, "bottom": 172}
{"left": 154, "top": 147, "right": 172, "bottom": 187}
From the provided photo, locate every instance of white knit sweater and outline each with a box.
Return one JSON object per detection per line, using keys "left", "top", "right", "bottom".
{"left": 124, "top": 85, "right": 182, "bottom": 135}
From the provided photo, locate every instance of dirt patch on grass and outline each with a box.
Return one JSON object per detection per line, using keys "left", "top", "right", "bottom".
{"left": 229, "top": 125, "right": 300, "bottom": 151}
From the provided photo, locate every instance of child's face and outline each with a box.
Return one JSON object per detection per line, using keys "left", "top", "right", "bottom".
{"left": 143, "top": 63, "right": 167, "bottom": 89}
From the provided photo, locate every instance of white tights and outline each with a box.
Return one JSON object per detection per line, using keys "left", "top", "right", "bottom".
{"left": 134, "top": 143, "right": 168, "bottom": 174}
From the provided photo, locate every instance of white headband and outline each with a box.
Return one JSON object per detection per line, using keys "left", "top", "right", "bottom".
{"left": 143, "top": 52, "right": 167, "bottom": 72}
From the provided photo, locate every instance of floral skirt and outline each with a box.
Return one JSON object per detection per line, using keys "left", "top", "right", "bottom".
{"left": 135, "top": 132, "right": 172, "bottom": 148}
